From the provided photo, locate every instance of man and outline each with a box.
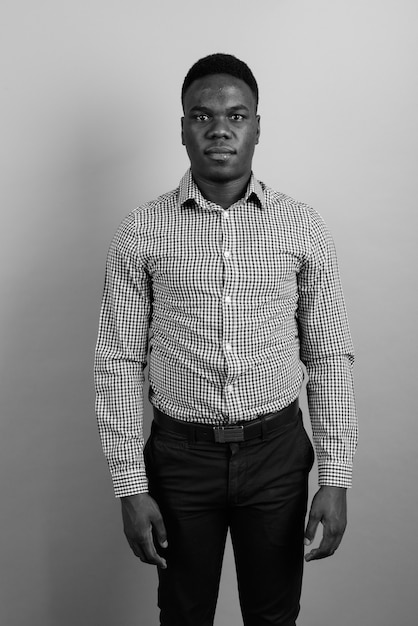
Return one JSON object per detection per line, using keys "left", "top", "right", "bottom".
{"left": 95, "top": 53, "right": 357, "bottom": 626}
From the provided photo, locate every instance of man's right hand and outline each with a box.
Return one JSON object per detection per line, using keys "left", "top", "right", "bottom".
{"left": 121, "top": 493, "right": 168, "bottom": 569}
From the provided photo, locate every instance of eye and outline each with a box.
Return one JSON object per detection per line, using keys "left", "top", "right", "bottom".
{"left": 230, "top": 114, "right": 245, "bottom": 121}
{"left": 194, "top": 114, "right": 210, "bottom": 122}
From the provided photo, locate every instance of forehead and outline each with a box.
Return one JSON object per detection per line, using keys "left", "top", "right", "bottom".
{"left": 183, "top": 73, "right": 256, "bottom": 111}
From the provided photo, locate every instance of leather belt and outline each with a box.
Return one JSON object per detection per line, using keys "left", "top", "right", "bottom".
{"left": 153, "top": 398, "right": 299, "bottom": 444}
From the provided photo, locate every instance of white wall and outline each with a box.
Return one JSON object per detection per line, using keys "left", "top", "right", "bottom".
{"left": 1, "top": 1, "right": 417, "bottom": 625}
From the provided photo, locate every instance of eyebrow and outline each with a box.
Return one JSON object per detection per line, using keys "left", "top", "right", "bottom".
{"left": 188, "top": 104, "right": 251, "bottom": 114}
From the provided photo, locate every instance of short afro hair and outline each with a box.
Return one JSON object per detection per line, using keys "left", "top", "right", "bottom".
{"left": 181, "top": 53, "right": 259, "bottom": 111}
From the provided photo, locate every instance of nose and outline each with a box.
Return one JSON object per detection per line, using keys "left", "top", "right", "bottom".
{"left": 207, "top": 117, "right": 232, "bottom": 138}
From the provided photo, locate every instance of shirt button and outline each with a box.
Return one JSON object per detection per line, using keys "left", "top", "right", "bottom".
{"left": 222, "top": 211, "right": 229, "bottom": 219}
{"left": 227, "top": 384, "right": 234, "bottom": 393}
{"left": 225, "top": 342, "right": 232, "bottom": 352}
{"left": 224, "top": 250, "right": 231, "bottom": 259}
{"left": 224, "top": 295, "right": 231, "bottom": 304}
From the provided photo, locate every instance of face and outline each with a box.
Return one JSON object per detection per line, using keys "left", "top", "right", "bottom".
{"left": 181, "top": 74, "right": 260, "bottom": 185}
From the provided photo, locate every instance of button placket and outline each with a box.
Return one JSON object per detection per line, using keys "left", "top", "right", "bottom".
{"left": 220, "top": 207, "right": 238, "bottom": 410}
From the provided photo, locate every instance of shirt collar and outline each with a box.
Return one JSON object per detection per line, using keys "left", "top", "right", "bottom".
{"left": 178, "top": 168, "right": 265, "bottom": 210}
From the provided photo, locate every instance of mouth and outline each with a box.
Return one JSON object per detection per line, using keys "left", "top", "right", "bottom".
{"left": 204, "top": 145, "right": 235, "bottom": 161}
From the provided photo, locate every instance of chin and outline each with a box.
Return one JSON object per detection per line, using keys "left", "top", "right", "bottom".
{"left": 205, "top": 164, "right": 240, "bottom": 183}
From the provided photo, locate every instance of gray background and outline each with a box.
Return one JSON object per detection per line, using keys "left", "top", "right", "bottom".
{"left": 1, "top": 1, "right": 417, "bottom": 624}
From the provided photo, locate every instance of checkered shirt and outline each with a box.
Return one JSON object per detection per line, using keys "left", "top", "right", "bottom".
{"left": 95, "top": 169, "right": 357, "bottom": 497}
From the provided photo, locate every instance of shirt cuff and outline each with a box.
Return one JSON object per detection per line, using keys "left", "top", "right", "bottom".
{"left": 110, "top": 468, "right": 149, "bottom": 498}
{"left": 318, "top": 462, "right": 353, "bottom": 488}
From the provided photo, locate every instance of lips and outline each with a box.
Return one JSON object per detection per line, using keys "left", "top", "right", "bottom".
{"left": 204, "top": 145, "right": 235, "bottom": 155}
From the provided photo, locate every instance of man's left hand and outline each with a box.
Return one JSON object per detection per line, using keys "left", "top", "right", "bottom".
{"left": 304, "top": 485, "right": 347, "bottom": 562}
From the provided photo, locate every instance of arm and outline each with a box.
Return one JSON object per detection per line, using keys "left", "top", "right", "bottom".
{"left": 95, "top": 212, "right": 150, "bottom": 496}
{"left": 297, "top": 210, "right": 357, "bottom": 560}
{"left": 94, "top": 212, "right": 167, "bottom": 565}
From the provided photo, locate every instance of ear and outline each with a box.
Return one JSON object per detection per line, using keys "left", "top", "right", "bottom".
{"left": 181, "top": 117, "right": 185, "bottom": 145}
{"left": 255, "top": 115, "right": 261, "bottom": 145}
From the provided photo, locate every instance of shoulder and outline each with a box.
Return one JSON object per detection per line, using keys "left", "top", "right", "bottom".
{"left": 259, "top": 181, "right": 334, "bottom": 260}
{"left": 110, "top": 186, "right": 180, "bottom": 249}
{"left": 261, "top": 182, "right": 327, "bottom": 228}
{"left": 132, "top": 186, "right": 180, "bottom": 224}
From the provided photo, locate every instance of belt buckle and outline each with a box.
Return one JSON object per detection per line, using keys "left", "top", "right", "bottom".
{"left": 213, "top": 424, "right": 244, "bottom": 443}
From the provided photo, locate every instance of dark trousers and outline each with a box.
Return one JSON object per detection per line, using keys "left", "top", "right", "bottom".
{"left": 144, "top": 407, "right": 314, "bottom": 626}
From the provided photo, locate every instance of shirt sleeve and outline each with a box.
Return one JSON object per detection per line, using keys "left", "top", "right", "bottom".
{"left": 297, "top": 209, "right": 358, "bottom": 488}
{"left": 94, "top": 211, "right": 151, "bottom": 497}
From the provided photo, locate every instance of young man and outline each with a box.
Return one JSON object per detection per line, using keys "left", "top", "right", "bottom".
{"left": 95, "top": 53, "right": 357, "bottom": 626}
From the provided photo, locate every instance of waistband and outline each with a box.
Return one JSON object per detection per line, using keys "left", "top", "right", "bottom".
{"left": 152, "top": 399, "right": 300, "bottom": 444}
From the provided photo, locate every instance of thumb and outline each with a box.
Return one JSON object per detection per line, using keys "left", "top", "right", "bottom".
{"left": 304, "top": 514, "right": 320, "bottom": 546}
{"left": 152, "top": 513, "right": 168, "bottom": 549}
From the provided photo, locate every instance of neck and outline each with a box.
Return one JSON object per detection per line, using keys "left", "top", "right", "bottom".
{"left": 192, "top": 172, "right": 251, "bottom": 209}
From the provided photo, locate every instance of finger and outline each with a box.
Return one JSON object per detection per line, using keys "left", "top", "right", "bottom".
{"left": 304, "top": 528, "right": 344, "bottom": 562}
{"left": 136, "top": 545, "right": 167, "bottom": 569}
{"left": 135, "top": 544, "right": 167, "bottom": 569}
{"left": 133, "top": 529, "right": 167, "bottom": 568}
